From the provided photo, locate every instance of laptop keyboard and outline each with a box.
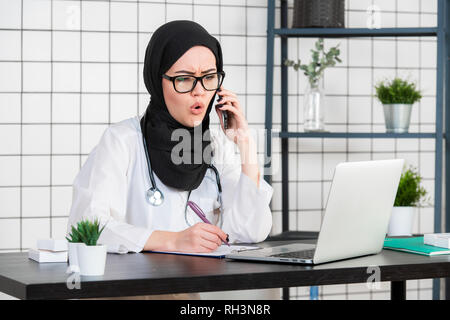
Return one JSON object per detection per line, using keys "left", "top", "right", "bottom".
{"left": 270, "top": 249, "right": 315, "bottom": 260}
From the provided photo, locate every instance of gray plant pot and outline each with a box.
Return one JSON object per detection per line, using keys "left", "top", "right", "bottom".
{"left": 382, "top": 104, "right": 413, "bottom": 133}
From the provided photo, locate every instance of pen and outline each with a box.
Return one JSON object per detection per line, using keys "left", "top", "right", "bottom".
{"left": 187, "top": 200, "right": 230, "bottom": 246}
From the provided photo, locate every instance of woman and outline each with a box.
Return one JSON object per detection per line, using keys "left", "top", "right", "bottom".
{"left": 67, "top": 21, "right": 273, "bottom": 294}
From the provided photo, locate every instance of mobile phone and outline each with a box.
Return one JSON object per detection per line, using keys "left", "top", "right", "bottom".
{"left": 222, "top": 110, "right": 228, "bottom": 129}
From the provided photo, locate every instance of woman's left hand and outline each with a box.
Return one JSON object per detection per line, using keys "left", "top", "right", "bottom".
{"left": 215, "top": 86, "right": 261, "bottom": 187}
{"left": 215, "top": 86, "right": 249, "bottom": 146}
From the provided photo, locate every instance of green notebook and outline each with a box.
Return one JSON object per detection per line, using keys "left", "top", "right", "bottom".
{"left": 383, "top": 236, "right": 450, "bottom": 256}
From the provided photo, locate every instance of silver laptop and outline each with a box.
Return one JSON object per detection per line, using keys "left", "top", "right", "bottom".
{"left": 226, "top": 159, "right": 404, "bottom": 265}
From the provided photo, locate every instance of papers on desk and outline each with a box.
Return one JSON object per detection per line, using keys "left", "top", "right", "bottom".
{"left": 37, "top": 239, "right": 68, "bottom": 252}
{"left": 149, "top": 245, "right": 260, "bottom": 258}
{"left": 28, "top": 248, "right": 68, "bottom": 263}
{"left": 424, "top": 233, "right": 450, "bottom": 249}
{"left": 28, "top": 238, "right": 69, "bottom": 263}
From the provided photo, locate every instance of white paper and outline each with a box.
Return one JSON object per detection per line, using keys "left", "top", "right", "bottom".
{"left": 424, "top": 233, "right": 450, "bottom": 249}
{"left": 151, "top": 245, "right": 260, "bottom": 258}
{"left": 37, "top": 239, "right": 68, "bottom": 252}
{"left": 28, "top": 248, "right": 68, "bottom": 263}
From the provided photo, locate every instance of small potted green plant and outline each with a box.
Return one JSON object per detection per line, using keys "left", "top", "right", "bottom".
{"left": 388, "top": 166, "right": 429, "bottom": 236}
{"left": 375, "top": 78, "right": 422, "bottom": 133}
{"left": 284, "top": 38, "right": 341, "bottom": 132}
{"left": 66, "top": 218, "right": 107, "bottom": 276}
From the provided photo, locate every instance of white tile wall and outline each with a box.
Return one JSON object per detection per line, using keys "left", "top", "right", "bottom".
{"left": 0, "top": 0, "right": 440, "bottom": 301}
{"left": 0, "top": 187, "right": 20, "bottom": 218}
{"left": 82, "top": 1, "right": 109, "bottom": 31}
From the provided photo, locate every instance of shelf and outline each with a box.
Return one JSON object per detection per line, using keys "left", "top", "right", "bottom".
{"left": 274, "top": 27, "right": 438, "bottom": 38}
{"left": 266, "top": 0, "right": 448, "bottom": 300}
{"left": 275, "top": 132, "right": 437, "bottom": 139}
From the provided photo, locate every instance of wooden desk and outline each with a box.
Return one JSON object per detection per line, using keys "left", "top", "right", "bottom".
{"left": 1, "top": 240, "right": 449, "bottom": 300}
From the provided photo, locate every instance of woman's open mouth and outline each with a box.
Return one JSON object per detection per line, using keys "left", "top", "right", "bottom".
{"left": 190, "top": 102, "right": 204, "bottom": 115}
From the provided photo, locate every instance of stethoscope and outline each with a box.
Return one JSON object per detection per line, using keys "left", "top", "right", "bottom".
{"left": 141, "top": 130, "right": 224, "bottom": 225}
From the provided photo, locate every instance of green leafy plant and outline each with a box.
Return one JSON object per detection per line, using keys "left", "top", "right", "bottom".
{"left": 284, "top": 38, "right": 341, "bottom": 88}
{"left": 394, "top": 166, "right": 429, "bottom": 207}
{"left": 66, "top": 218, "right": 106, "bottom": 246}
{"left": 375, "top": 78, "right": 422, "bottom": 105}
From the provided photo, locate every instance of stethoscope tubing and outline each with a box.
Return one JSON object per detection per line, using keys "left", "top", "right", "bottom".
{"left": 142, "top": 134, "right": 222, "bottom": 208}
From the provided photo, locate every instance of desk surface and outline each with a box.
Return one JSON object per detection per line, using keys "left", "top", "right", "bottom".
{"left": 1, "top": 240, "right": 450, "bottom": 299}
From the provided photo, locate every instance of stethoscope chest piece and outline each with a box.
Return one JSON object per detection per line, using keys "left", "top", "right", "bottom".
{"left": 146, "top": 187, "right": 164, "bottom": 206}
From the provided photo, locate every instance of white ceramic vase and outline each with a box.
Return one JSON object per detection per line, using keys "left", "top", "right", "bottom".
{"left": 68, "top": 242, "right": 107, "bottom": 276}
{"left": 387, "top": 206, "right": 416, "bottom": 236}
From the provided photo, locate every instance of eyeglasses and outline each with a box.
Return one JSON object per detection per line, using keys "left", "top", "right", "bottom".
{"left": 162, "top": 71, "right": 225, "bottom": 93}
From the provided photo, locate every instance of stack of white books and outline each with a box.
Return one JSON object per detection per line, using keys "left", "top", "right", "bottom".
{"left": 424, "top": 233, "right": 450, "bottom": 249}
{"left": 28, "top": 239, "right": 68, "bottom": 263}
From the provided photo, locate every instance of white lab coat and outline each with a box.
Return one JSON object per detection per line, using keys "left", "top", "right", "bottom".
{"left": 67, "top": 114, "right": 274, "bottom": 254}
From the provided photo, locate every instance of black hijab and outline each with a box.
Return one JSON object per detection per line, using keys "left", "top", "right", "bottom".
{"left": 141, "top": 20, "right": 223, "bottom": 191}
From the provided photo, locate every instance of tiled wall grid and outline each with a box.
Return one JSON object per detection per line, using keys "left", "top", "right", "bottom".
{"left": 0, "top": 0, "right": 439, "bottom": 300}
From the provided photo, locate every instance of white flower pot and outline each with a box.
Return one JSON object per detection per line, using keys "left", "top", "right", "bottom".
{"left": 68, "top": 242, "right": 107, "bottom": 276}
{"left": 387, "top": 206, "right": 416, "bottom": 236}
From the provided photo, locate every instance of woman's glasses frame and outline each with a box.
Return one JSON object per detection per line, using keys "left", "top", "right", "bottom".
{"left": 162, "top": 71, "right": 226, "bottom": 93}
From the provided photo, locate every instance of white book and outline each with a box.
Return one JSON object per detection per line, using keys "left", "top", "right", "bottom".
{"left": 37, "top": 239, "right": 68, "bottom": 252}
{"left": 424, "top": 233, "right": 450, "bottom": 249}
{"left": 28, "top": 248, "right": 68, "bottom": 263}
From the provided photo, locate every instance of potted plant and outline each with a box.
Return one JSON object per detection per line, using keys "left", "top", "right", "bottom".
{"left": 388, "top": 166, "right": 429, "bottom": 236}
{"left": 284, "top": 38, "right": 341, "bottom": 132}
{"left": 375, "top": 78, "right": 422, "bottom": 133}
{"left": 66, "top": 218, "right": 107, "bottom": 276}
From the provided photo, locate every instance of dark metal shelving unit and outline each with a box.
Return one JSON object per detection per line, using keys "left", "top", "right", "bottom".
{"left": 274, "top": 27, "right": 439, "bottom": 37}
{"left": 264, "top": 0, "right": 449, "bottom": 300}
{"left": 276, "top": 132, "right": 437, "bottom": 139}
